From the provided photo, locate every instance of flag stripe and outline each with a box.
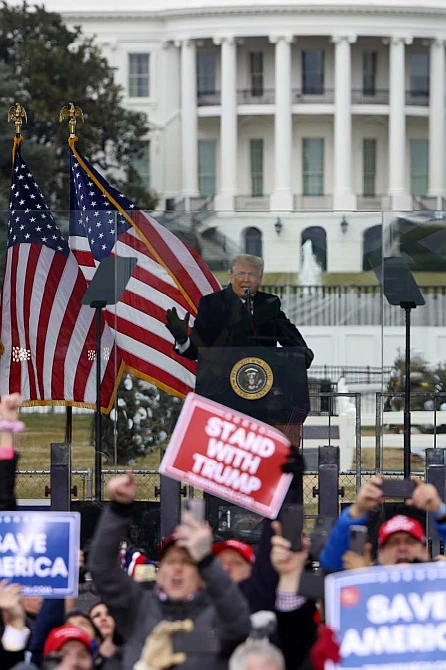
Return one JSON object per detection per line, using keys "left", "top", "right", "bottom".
{"left": 22, "top": 245, "right": 39, "bottom": 400}
{"left": 0, "top": 139, "right": 121, "bottom": 409}
{"left": 69, "top": 140, "right": 220, "bottom": 398}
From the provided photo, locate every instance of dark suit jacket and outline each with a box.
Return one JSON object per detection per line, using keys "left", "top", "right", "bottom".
{"left": 181, "top": 285, "right": 314, "bottom": 368}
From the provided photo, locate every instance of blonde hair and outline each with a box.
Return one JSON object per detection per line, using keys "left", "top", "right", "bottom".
{"left": 229, "top": 254, "right": 264, "bottom": 277}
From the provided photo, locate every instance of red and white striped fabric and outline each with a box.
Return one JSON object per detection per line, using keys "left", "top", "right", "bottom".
{"left": 69, "top": 139, "right": 220, "bottom": 398}
{"left": 0, "top": 138, "right": 121, "bottom": 409}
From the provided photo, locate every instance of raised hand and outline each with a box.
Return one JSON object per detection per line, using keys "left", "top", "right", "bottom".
{"left": 107, "top": 472, "right": 136, "bottom": 505}
{"left": 165, "top": 308, "right": 190, "bottom": 344}
{"left": 349, "top": 475, "right": 384, "bottom": 518}
{"left": 0, "top": 394, "right": 23, "bottom": 423}
{"left": 174, "top": 512, "right": 212, "bottom": 562}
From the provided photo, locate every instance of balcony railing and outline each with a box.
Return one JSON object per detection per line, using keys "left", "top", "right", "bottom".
{"left": 294, "top": 194, "right": 333, "bottom": 210}
{"left": 197, "top": 90, "right": 221, "bottom": 106}
{"left": 292, "top": 88, "right": 335, "bottom": 104}
{"left": 260, "top": 284, "right": 446, "bottom": 327}
{"left": 357, "top": 195, "right": 391, "bottom": 211}
{"left": 405, "top": 90, "right": 429, "bottom": 106}
{"left": 351, "top": 89, "right": 389, "bottom": 104}
{"left": 196, "top": 87, "right": 429, "bottom": 107}
{"left": 237, "top": 89, "right": 275, "bottom": 104}
{"left": 235, "top": 195, "right": 270, "bottom": 211}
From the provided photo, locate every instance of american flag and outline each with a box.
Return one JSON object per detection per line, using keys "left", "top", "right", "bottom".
{"left": 0, "top": 137, "right": 121, "bottom": 409}
{"left": 68, "top": 138, "right": 220, "bottom": 398}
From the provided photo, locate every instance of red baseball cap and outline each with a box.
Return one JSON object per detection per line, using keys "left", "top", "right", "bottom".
{"left": 44, "top": 625, "right": 91, "bottom": 656}
{"left": 212, "top": 539, "right": 255, "bottom": 564}
{"left": 378, "top": 515, "right": 426, "bottom": 547}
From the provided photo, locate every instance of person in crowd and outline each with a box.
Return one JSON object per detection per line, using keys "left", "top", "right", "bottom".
{"left": 88, "top": 472, "right": 251, "bottom": 670}
{"left": 269, "top": 523, "right": 318, "bottom": 670}
{"left": 30, "top": 603, "right": 102, "bottom": 667}
{"left": 229, "top": 639, "right": 285, "bottom": 670}
{"left": 209, "top": 446, "right": 305, "bottom": 615}
{"left": 0, "top": 393, "right": 33, "bottom": 668}
{"left": 42, "top": 625, "right": 93, "bottom": 670}
{"left": 89, "top": 602, "right": 122, "bottom": 669}
{"left": 212, "top": 539, "right": 255, "bottom": 584}
{"left": 320, "top": 474, "right": 446, "bottom": 571}
{"left": 165, "top": 253, "right": 313, "bottom": 368}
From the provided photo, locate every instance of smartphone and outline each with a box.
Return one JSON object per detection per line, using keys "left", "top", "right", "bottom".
{"left": 349, "top": 525, "right": 368, "bottom": 555}
{"left": 182, "top": 498, "right": 205, "bottom": 524}
{"left": 279, "top": 503, "right": 303, "bottom": 551}
{"left": 380, "top": 478, "right": 416, "bottom": 498}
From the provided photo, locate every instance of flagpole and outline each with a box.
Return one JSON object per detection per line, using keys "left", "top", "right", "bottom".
{"left": 59, "top": 104, "right": 100, "bottom": 496}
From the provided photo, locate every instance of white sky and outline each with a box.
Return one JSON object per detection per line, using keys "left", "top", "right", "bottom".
{"left": 5, "top": 0, "right": 446, "bottom": 13}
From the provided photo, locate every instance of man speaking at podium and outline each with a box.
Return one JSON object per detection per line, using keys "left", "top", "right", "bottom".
{"left": 165, "top": 253, "right": 313, "bottom": 369}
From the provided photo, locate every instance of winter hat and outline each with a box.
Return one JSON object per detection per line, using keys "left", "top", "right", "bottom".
{"left": 378, "top": 514, "right": 426, "bottom": 547}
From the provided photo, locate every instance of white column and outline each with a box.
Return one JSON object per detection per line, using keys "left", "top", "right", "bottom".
{"left": 270, "top": 35, "right": 293, "bottom": 211}
{"left": 214, "top": 36, "right": 237, "bottom": 211}
{"left": 332, "top": 35, "right": 357, "bottom": 211}
{"left": 388, "top": 36, "right": 412, "bottom": 211}
{"left": 429, "top": 38, "right": 445, "bottom": 203}
{"left": 179, "top": 39, "right": 199, "bottom": 203}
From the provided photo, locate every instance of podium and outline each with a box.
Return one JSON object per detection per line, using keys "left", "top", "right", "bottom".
{"left": 195, "top": 346, "right": 310, "bottom": 443}
{"left": 195, "top": 346, "right": 310, "bottom": 521}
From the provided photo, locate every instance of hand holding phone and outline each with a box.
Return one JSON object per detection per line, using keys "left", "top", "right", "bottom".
{"left": 278, "top": 503, "right": 304, "bottom": 552}
{"left": 380, "top": 478, "right": 416, "bottom": 499}
{"left": 181, "top": 498, "right": 205, "bottom": 524}
{"left": 349, "top": 525, "right": 368, "bottom": 555}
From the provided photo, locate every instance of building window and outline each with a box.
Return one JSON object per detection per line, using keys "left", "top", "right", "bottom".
{"left": 363, "top": 138, "right": 377, "bottom": 197}
{"left": 128, "top": 53, "right": 150, "bottom": 97}
{"left": 410, "top": 53, "right": 429, "bottom": 96}
{"left": 363, "top": 51, "right": 377, "bottom": 95}
{"left": 198, "top": 140, "right": 216, "bottom": 198}
{"left": 303, "top": 138, "right": 324, "bottom": 196}
{"left": 250, "top": 52, "right": 264, "bottom": 97}
{"left": 250, "top": 139, "right": 263, "bottom": 197}
{"left": 302, "top": 50, "right": 324, "bottom": 94}
{"left": 244, "top": 227, "right": 263, "bottom": 257}
{"left": 130, "top": 141, "right": 150, "bottom": 190}
{"left": 197, "top": 52, "right": 217, "bottom": 94}
{"left": 410, "top": 139, "right": 429, "bottom": 197}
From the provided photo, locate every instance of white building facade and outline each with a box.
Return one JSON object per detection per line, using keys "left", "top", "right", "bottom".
{"left": 28, "top": 0, "right": 446, "bottom": 277}
{"left": 8, "top": 0, "right": 446, "bottom": 373}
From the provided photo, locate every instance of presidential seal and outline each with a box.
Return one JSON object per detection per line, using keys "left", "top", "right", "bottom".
{"left": 230, "top": 357, "right": 274, "bottom": 400}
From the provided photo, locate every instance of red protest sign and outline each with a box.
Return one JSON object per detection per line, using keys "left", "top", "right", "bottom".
{"left": 160, "top": 393, "right": 292, "bottom": 518}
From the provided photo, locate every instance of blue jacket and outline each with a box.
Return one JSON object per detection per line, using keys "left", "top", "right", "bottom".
{"left": 320, "top": 506, "right": 446, "bottom": 571}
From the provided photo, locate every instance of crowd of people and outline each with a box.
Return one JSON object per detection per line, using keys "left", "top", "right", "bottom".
{"left": 0, "top": 255, "right": 443, "bottom": 668}
{"left": 0, "top": 392, "right": 446, "bottom": 670}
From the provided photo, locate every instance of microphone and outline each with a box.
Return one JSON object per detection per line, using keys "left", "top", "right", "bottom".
{"left": 245, "top": 288, "right": 254, "bottom": 318}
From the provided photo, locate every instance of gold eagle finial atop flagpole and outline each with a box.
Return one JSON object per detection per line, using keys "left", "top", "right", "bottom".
{"left": 59, "top": 102, "right": 84, "bottom": 136}
{"left": 7, "top": 103, "right": 27, "bottom": 135}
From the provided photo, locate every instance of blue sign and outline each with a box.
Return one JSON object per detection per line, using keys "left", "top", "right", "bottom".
{"left": 325, "top": 562, "right": 446, "bottom": 670}
{"left": 0, "top": 511, "right": 80, "bottom": 597}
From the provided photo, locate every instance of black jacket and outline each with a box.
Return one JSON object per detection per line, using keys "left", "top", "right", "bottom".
{"left": 182, "top": 285, "right": 313, "bottom": 368}
{"left": 88, "top": 503, "right": 251, "bottom": 670}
